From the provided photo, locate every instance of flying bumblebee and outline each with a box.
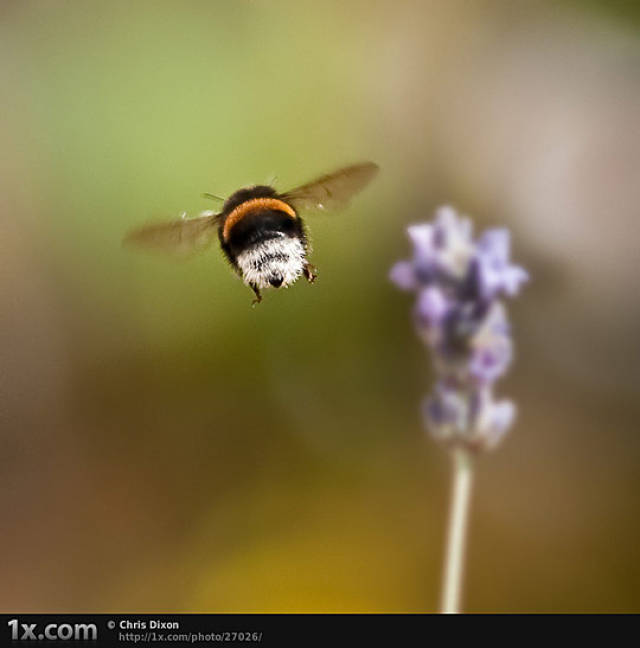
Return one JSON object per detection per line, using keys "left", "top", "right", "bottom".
{"left": 124, "top": 162, "right": 379, "bottom": 304}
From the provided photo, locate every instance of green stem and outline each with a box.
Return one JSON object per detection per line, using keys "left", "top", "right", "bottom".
{"left": 440, "top": 446, "right": 474, "bottom": 614}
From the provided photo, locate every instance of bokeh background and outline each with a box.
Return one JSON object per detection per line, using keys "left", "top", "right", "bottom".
{"left": 2, "top": 0, "right": 640, "bottom": 613}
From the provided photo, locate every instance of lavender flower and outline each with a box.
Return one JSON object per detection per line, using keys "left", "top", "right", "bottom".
{"left": 391, "top": 206, "right": 528, "bottom": 451}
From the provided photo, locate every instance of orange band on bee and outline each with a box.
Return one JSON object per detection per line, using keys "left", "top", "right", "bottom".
{"left": 223, "top": 198, "right": 297, "bottom": 241}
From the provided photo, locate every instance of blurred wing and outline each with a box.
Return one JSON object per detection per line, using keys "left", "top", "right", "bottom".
{"left": 123, "top": 212, "right": 220, "bottom": 258}
{"left": 281, "top": 161, "right": 379, "bottom": 212}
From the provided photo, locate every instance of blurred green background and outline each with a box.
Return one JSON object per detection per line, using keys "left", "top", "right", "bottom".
{"left": 2, "top": 0, "right": 640, "bottom": 613}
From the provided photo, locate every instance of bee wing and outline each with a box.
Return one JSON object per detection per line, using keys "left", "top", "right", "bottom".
{"left": 124, "top": 212, "right": 220, "bottom": 258}
{"left": 281, "top": 161, "right": 379, "bottom": 212}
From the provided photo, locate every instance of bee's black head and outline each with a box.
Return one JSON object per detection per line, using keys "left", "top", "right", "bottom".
{"left": 222, "top": 185, "right": 278, "bottom": 216}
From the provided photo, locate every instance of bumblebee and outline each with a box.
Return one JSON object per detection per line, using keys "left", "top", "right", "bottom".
{"left": 125, "top": 162, "right": 378, "bottom": 304}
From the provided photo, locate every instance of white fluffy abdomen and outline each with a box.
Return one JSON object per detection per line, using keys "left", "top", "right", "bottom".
{"left": 236, "top": 235, "right": 306, "bottom": 289}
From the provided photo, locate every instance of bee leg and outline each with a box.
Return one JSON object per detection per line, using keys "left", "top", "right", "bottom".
{"left": 250, "top": 284, "right": 262, "bottom": 306}
{"left": 303, "top": 262, "right": 318, "bottom": 284}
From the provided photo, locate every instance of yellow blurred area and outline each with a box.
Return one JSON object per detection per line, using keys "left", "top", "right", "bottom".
{"left": 2, "top": 0, "right": 640, "bottom": 612}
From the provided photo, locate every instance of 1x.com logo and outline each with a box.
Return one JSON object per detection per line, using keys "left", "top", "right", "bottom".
{"left": 7, "top": 618, "right": 97, "bottom": 641}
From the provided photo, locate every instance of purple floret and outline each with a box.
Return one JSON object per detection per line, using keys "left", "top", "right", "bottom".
{"left": 390, "top": 206, "right": 528, "bottom": 451}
